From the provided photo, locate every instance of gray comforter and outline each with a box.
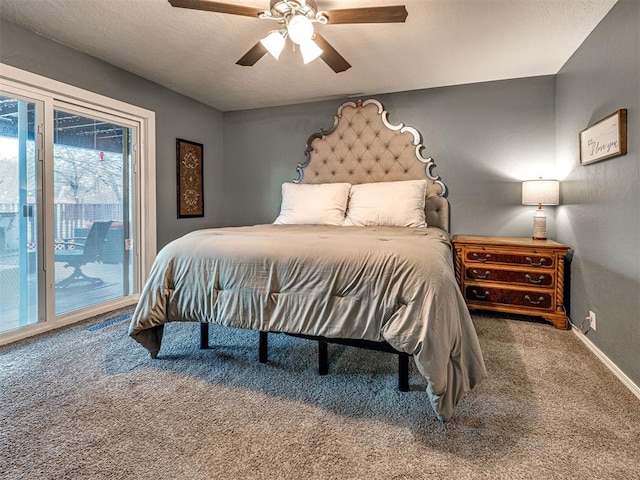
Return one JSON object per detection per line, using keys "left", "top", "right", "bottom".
{"left": 129, "top": 224, "right": 486, "bottom": 421}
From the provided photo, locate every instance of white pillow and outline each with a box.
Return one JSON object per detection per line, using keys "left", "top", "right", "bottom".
{"left": 274, "top": 182, "right": 351, "bottom": 225}
{"left": 343, "top": 180, "right": 428, "bottom": 227}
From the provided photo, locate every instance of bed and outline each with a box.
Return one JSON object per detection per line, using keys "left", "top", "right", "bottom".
{"left": 129, "top": 99, "right": 486, "bottom": 421}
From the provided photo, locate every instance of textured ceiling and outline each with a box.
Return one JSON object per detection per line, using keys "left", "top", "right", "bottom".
{"left": 0, "top": 0, "right": 618, "bottom": 112}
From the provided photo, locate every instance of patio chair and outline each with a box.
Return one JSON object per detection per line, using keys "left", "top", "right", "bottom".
{"left": 55, "top": 221, "right": 113, "bottom": 288}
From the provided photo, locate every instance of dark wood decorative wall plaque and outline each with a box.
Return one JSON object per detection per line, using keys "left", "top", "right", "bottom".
{"left": 176, "top": 138, "right": 204, "bottom": 218}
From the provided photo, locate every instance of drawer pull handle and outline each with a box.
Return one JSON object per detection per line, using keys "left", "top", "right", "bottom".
{"left": 525, "top": 274, "right": 545, "bottom": 284}
{"left": 525, "top": 256, "right": 546, "bottom": 267}
{"left": 524, "top": 295, "right": 545, "bottom": 305}
{"left": 472, "top": 253, "right": 492, "bottom": 263}
{"left": 472, "top": 269, "right": 491, "bottom": 279}
{"left": 471, "top": 289, "right": 490, "bottom": 300}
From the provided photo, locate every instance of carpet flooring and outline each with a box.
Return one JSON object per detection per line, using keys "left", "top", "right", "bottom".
{"left": 1, "top": 309, "right": 639, "bottom": 479}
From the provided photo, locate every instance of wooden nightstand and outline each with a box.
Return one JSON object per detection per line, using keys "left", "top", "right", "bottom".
{"left": 452, "top": 235, "right": 570, "bottom": 329}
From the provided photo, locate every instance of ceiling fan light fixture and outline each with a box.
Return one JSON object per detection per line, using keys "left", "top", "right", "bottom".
{"left": 260, "top": 30, "right": 286, "bottom": 59}
{"left": 300, "top": 38, "right": 323, "bottom": 64}
{"left": 288, "top": 14, "right": 314, "bottom": 45}
{"left": 169, "top": 0, "right": 406, "bottom": 73}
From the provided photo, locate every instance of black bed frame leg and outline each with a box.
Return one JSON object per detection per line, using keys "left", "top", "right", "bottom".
{"left": 398, "top": 353, "right": 410, "bottom": 392}
{"left": 200, "top": 323, "right": 209, "bottom": 349}
{"left": 259, "top": 331, "right": 268, "bottom": 363}
{"left": 318, "top": 340, "right": 328, "bottom": 375}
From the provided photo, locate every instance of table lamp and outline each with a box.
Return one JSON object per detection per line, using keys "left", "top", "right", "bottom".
{"left": 522, "top": 179, "right": 560, "bottom": 240}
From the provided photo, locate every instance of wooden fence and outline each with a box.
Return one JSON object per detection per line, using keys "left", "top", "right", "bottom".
{"left": 0, "top": 203, "right": 122, "bottom": 247}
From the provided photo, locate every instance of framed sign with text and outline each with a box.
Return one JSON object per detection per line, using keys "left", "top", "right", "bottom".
{"left": 176, "top": 138, "right": 204, "bottom": 218}
{"left": 579, "top": 109, "right": 627, "bottom": 165}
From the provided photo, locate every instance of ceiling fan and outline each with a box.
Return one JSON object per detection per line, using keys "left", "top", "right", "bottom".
{"left": 168, "top": 0, "right": 408, "bottom": 73}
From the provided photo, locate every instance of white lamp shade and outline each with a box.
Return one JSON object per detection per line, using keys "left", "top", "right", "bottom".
{"left": 260, "top": 31, "right": 286, "bottom": 59}
{"left": 300, "top": 39, "right": 323, "bottom": 64}
{"left": 522, "top": 179, "right": 560, "bottom": 206}
{"left": 288, "top": 15, "right": 314, "bottom": 45}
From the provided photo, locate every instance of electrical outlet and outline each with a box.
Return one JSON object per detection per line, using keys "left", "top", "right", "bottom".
{"left": 589, "top": 311, "right": 596, "bottom": 331}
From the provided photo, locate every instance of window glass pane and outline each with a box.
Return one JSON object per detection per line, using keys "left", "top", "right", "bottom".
{"left": 0, "top": 95, "right": 39, "bottom": 333}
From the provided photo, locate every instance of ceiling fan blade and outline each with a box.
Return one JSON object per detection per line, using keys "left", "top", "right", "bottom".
{"left": 236, "top": 41, "right": 268, "bottom": 66}
{"left": 168, "top": 0, "right": 263, "bottom": 18}
{"left": 313, "top": 33, "right": 351, "bottom": 73}
{"left": 324, "top": 6, "right": 408, "bottom": 24}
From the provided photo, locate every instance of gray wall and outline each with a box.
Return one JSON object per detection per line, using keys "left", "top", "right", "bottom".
{"left": 555, "top": 0, "right": 640, "bottom": 386}
{"left": 0, "top": 19, "right": 224, "bottom": 250}
{"left": 223, "top": 76, "right": 557, "bottom": 237}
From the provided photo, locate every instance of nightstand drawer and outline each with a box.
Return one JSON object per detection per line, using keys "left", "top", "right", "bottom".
{"left": 465, "top": 250, "right": 554, "bottom": 269}
{"left": 464, "top": 267, "right": 554, "bottom": 287}
{"left": 464, "top": 286, "right": 553, "bottom": 311}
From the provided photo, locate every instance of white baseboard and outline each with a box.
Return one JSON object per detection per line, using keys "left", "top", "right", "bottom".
{"left": 572, "top": 327, "right": 640, "bottom": 401}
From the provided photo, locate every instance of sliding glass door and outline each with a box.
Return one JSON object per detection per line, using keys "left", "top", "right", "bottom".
{"left": 0, "top": 95, "right": 138, "bottom": 331}
{"left": 53, "top": 107, "right": 135, "bottom": 314}
{"left": 0, "top": 69, "right": 150, "bottom": 338}
{"left": 0, "top": 94, "right": 42, "bottom": 333}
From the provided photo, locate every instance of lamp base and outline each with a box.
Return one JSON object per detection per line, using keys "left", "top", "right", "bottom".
{"left": 532, "top": 207, "right": 547, "bottom": 240}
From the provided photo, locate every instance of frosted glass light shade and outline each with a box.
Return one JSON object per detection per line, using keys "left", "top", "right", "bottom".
{"left": 300, "top": 39, "right": 323, "bottom": 64}
{"left": 260, "top": 31, "right": 286, "bottom": 59}
{"left": 522, "top": 179, "right": 560, "bottom": 206}
{"left": 288, "top": 15, "right": 314, "bottom": 45}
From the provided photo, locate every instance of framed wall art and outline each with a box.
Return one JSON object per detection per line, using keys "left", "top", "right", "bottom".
{"left": 176, "top": 138, "right": 204, "bottom": 218}
{"left": 579, "top": 109, "right": 627, "bottom": 165}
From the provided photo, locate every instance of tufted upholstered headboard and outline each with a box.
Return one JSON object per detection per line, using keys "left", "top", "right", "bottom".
{"left": 293, "top": 99, "right": 449, "bottom": 232}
